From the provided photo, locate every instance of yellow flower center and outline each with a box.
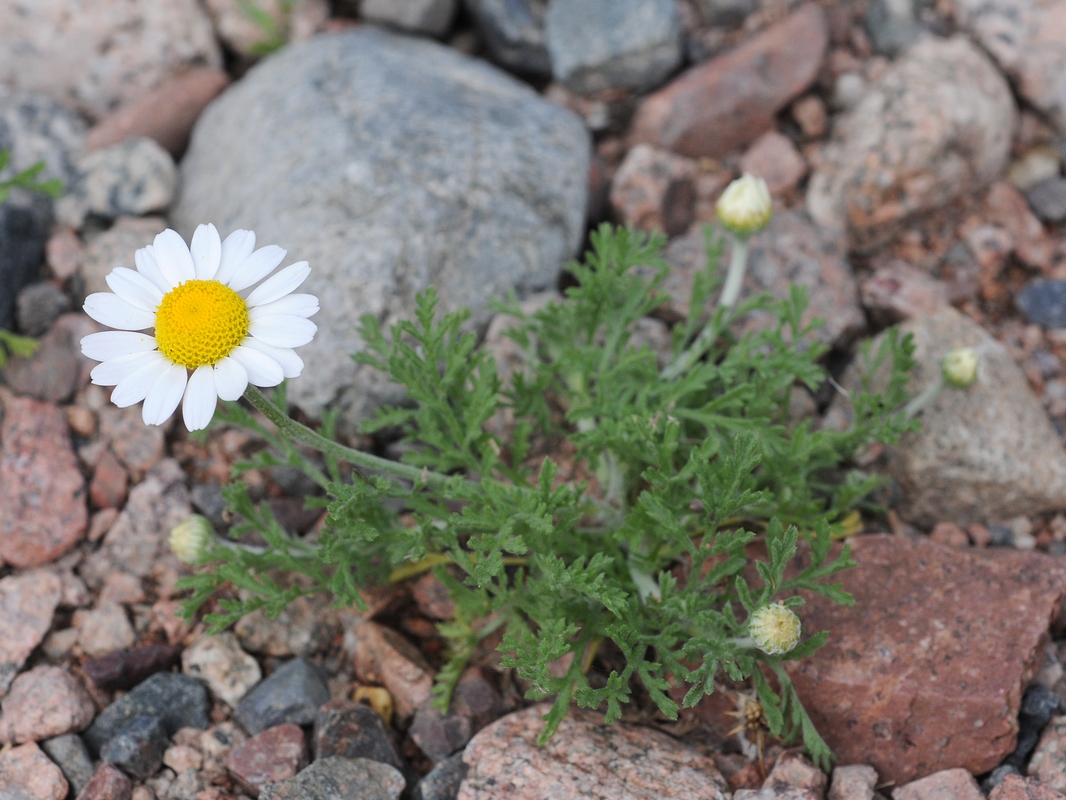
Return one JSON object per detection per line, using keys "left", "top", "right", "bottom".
{"left": 154, "top": 280, "right": 249, "bottom": 368}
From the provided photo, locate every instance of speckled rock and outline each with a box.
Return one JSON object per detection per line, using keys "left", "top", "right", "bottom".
{"left": 1017, "top": 281, "right": 1066, "bottom": 329}
{"left": 0, "top": 666, "right": 95, "bottom": 744}
{"left": 1031, "top": 715, "right": 1066, "bottom": 792}
{"left": 807, "top": 36, "right": 1015, "bottom": 251}
{"left": 832, "top": 308, "right": 1066, "bottom": 525}
{"left": 346, "top": 620, "right": 434, "bottom": 722}
{"left": 739, "top": 131, "right": 808, "bottom": 197}
{"left": 545, "top": 0, "right": 681, "bottom": 94}
{"left": 0, "top": 0, "right": 222, "bottom": 120}
{"left": 172, "top": 27, "right": 589, "bottom": 431}
{"left": 0, "top": 396, "right": 87, "bottom": 568}
{"left": 0, "top": 570, "right": 62, "bottom": 695}
{"left": 235, "top": 658, "right": 330, "bottom": 735}
{"left": 892, "top": 769, "right": 983, "bottom": 800}
{"left": 630, "top": 4, "right": 828, "bottom": 158}
{"left": 260, "top": 757, "right": 405, "bottom": 800}
{"left": 100, "top": 714, "right": 169, "bottom": 779}
{"left": 80, "top": 217, "right": 169, "bottom": 296}
{"left": 15, "top": 282, "right": 70, "bottom": 337}
{"left": 777, "top": 535, "right": 1066, "bottom": 784}
{"left": 860, "top": 260, "right": 949, "bottom": 326}
{"left": 182, "top": 633, "right": 262, "bottom": 708}
{"left": 314, "top": 700, "right": 402, "bottom": 769}
{"left": 76, "top": 763, "right": 133, "bottom": 800}
{"left": 954, "top": 0, "right": 1066, "bottom": 133}
{"left": 458, "top": 704, "right": 729, "bottom": 800}
{"left": 235, "top": 593, "right": 339, "bottom": 658}
{"left": 416, "top": 753, "right": 469, "bottom": 800}
{"left": 609, "top": 143, "right": 698, "bottom": 236}
{"left": 41, "top": 734, "right": 95, "bottom": 796}
{"left": 0, "top": 741, "right": 68, "bottom": 800}
{"left": 361, "top": 0, "right": 456, "bottom": 37}
{"left": 56, "top": 137, "right": 177, "bottom": 228}
{"left": 83, "top": 643, "right": 184, "bottom": 693}
{"left": 661, "top": 210, "right": 864, "bottom": 348}
{"left": 990, "top": 774, "right": 1066, "bottom": 800}
{"left": 225, "top": 723, "right": 308, "bottom": 796}
{"left": 3, "top": 313, "right": 98, "bottom": 405}
{"left": 828, "top": 765, "right": 877, "bottom": 800}
{"left": 203, "top": 0, "right": 329, "bottom": 56}
{"left": 73, "top": 603, "right": 136, "bottom": 658}
{"left": 464, "top": 0, "right": 550, "bottom": 77}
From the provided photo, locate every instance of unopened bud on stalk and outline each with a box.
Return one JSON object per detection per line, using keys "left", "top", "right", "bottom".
{"left": 169, "top": 514, "right": 214, "bottom": 564}
{"left": 748, "top": 602, "right": 802, "bottom": 656}
{"left": 941, "top": 347, "right": 978, "bottom": 389}
{"left": 715, "top": 174, "right": 773, "bottom": 238}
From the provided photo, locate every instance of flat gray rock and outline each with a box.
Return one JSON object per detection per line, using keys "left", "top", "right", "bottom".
{"left": 172, "top": 28, "right": 589, "bottom": 431}
{"left": 261, "top": 757, "right": 405, "bottom": 800}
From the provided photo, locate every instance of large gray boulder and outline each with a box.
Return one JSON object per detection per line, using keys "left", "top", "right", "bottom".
{"left": 172, "top": 29, "right": 590, "bottom": 431}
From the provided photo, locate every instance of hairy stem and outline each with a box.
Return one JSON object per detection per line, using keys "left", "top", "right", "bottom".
{"left": 718, "top": 235, "right": 749, "bottom": 309}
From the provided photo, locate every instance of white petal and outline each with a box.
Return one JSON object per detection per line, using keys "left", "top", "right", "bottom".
{"left": 213, "top": 356, "right": 249, "bottom": 401}
{"left": 230, "top": 344, "right": 285, "bottom": 387}
{"left": 248, "top": 316, "right": 317, "bottom": 348}
{"left": 226, "top": 245, "right": 286, "bottom": 292}
{"left": 152, "top": 229, "right": 196, "bottom": 287}
{"left": 135, "top": 246, "right": 172, "bottom": 292}
{"left": 142, "top": 364, "right": 188, "bottom": 426}
{"left": 244, "top": 262, "right": 311, "bottom": 307}
{"left": 242, "top": 337, "right": 304, "bottom": 379}
{"left": 106, "top": 268, "right": 164, "bottom": 312}
{"left": 110, "top": 357, "right": 173, "bottom": 408}
{"left": 248, "top": 294, "right": 319, "bottom": 320}
{"left": 81, "top": 331, "right": 158, "bottom": 362}
{"left": 84, "top": 293, "right": 156, "bottom": 330}
{"left": 91, "top": 350, "right": 165, "bottom": 386}
{"left": 190, "top": 223, "right": 222, "bottom": 280}
{"left": 182, "top": 365, "right": 218, "bottom": 431}
{"left": 216, "top": 229, "right": 256, "bottom": 286}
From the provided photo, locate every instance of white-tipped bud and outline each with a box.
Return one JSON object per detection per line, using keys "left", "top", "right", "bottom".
{"left": 748, "top": 602, "right": 802, "bottom": 656}
{"left": 715, "top": 174, "right": 773, "bottom": 238}
{"left": 941, "top": 347, "right": 978, "bottom": 389}
{"left": 169, "top": 514, "right": 214, "bottom": 564}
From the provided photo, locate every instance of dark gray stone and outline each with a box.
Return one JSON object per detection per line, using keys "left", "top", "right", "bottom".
{"left": 545, "top": 0, "right": 682, "bottom": 94}
{"left": 414, "top": 753, "right": 468, "bottom": 800}
{"left": 1017, "top": 280, "right": 1066, "bottom": 329}
{"left": 41, "top": 733, "right": 95, "bottom": 796}
{"left": 260, "top": 756, "right": 405, "bottom": 800}
{"left": 99, "top": 714, "right": 169, "bottom": 779}
{"left": 236, "top": 658, "right": 330, "bottom": 735}
{"left": 15, "top": 281, "right": 69, "bottom": 336}
{"left": 464, "top": 0, "right": 550, "bottom": 77}
{"left": 410, "top": 702, "right": 471, "bottom": 764}
{"left": 865, "top": 0, "right": 926, "bottom": 56}
{"left": 313, "top": 700, "right": 402, "bottom": 770}
{"left": 172, "top": 28, "right": 589, "bottom": 432}
{"left": 1005, "top": 684, "right": 1061, "bottom": 767}
{"left": 360, "top": 0, "right": 457, "bottom": 37}
{"left": 0, "top": 196, "right": 51, "bottom": 331}
{"left": 1026, "top": 176, "right": 1066, "bottom": 224}
{"left": 82, "top": 672, "right": 209, "bottom": 755}
{"left": 981, "top": 764, "right": 1021, "bottom": 794}
{"left": 699, "top": 0, "right": 756, "bottom": 28}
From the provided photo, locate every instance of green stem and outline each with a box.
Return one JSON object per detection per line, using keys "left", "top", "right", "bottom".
{"left": 718, "top": 235, "right": 749, "bottom": 309}
{"left": 902, "top": 374, "right": 944, "bottom": 421}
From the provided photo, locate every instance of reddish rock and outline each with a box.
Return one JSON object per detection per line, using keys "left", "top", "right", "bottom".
{"left": 0, "top": 665, "right": 95, "bottom": 743}
{"left": 3, "top": 314, "right": 99, "bottom": 404}
{"left": 778, "top": 535, "right": 1066, "bottom": 784}
{"left": 73, "top": 604, "right": 136, "bottom": 657}
{"left": 630, "top": 4, "right": 828, "bottom": 158}
{"left": 83, "top": 644, "right": 185, "bottom": 692}
{"left": 75, "top": 763, "right": 132, "bottom": 800}
{"left": 892, "top": 769, "right": 983, "bottom": 800}
{"left": 0, "top": 570, "right": 62, "bottom": 692}
{"left": 792, "top": 95, "right": 828, "bottom": 139}
{"left": 828, "top": 765, "right": 877, "bottom": 800}
{"left": 225, "top": 724, "right": 308, "bottom": 797}
{"left": 764, "top": 754, "right": 827, "bottom": 798}
{"left": 739, "top": 131, "right": 808, "bottom": 196}
{"left": 985, "top": 181, "right": 1054, "bottom": 271}
{"left": 458, "top": 705, "right": 729, "bottom": 800}
{"left": 90, "top": 448, "right": 129, "bottom": 509}
{"left": 0, "top": 741, "right": 68, "bottom": 800}
{"left": 86, "top": 67, "right": 231, "bottom": 157}
{"left": 346, "top": 619, "right": 435, "bottom": 721}
{"left": 661, "top": 210, "right": 864, "bottom": 349}
{"left": 1031, "top": 715, "right": 1066, "bottom": 792}
{"left": 411, "top": 572, "right": 456, "bottom": 621}
{"left": 0, "top": 397, "right": 87, "bottom": 568}
{"left": 96, "top": 404, "right": 167, "bottom": 482}
{"left": 45, "top": 227, "right": 83, "bottom": 282}
{"left": 609, "top": 143, "right": 698, "bottom": 235}
{"left": 860, "top": 260, "right": 949, "bottom": 326}
{"left": 929, "top": 521, "right": 969, "bottom": 549}
{"left": 991, "top": 775, "right": 1066, "bottom": 800}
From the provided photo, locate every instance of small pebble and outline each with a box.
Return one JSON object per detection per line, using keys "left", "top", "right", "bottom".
{"left": 76, "top": 762, "right": 133, "bottom": 800}
{"left": 0, "top": 741, "right": 69, "bottom": 800}
{"left": 182, "top": 632, "right": 262, "bottom": 707}
{"left": 314, "top": 700, "right": 402, "bottom": 769}
{"left": 235, "top": 657, "right": 331, "bottom": 735}
{"left": 415, "top": 752, "right": 469, "bottom": 800}
{"left": 82, "top": 643, "right": 183, "bottom": 692}
{"left": 1026, "top": 177, "right": 1066, "bottom": 224}
{"left": 100, "top": 714, "right": 170, "bottom": 779}
{"left": 0, "top": 664, "right": 95, "bottom": 744}
{"left": 225, "top": 723, "right": 308, "bottom": 796}
{"left": 41, "top": 734, "right": 95, "bottom": 796}
{"left": 260, "top": 756, "right": 405, "bottom": 800}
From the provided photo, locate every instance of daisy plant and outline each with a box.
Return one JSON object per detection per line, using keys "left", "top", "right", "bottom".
{"left": 85, "top": 224, "right": 917, "bottom": 769}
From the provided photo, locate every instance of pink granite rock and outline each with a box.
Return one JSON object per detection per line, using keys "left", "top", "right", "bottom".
{"left": 609, "top": 143, "right": 698, "bottom": 236}
{"left": 346, "top": 619, "right": 434, "bottom": 721}
{"left": 0, "top": 571, "right": 63, "bottom": 693}
{"left": 0, "top": 741, "right": 68, "bottom": 800}
{"left": 892, "top": 769, "right": 983, "bottom": 800}
{"left": 225, "top": 724, "right": 307, "bottom": 797}
{"left": 0, "top": 397, "right": 88, "bottom": 568}
{"left": 0, "top": 665, "right": 95, "bottom": 743}
{"left": 739, "top": 131, "right": 808, "bottom": 196}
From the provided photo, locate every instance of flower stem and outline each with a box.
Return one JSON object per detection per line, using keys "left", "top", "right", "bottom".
{"left": 718, "top": 234, "right": 749, "bottom": 309}
{"left": 903, "top": 374, "right": 944, "bottom": 420}
{"left": 243, "top": 385, "right": 452, "bottom": 490}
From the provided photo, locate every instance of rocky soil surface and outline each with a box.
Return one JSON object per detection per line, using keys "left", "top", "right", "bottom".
{"left": 5, "top": 0, "right": 1066, "bottom": 799}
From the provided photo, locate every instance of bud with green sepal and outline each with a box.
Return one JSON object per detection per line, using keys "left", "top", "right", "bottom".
{"left": 904, "top": 345, "right": 980, "bottom": 420}
{"left": 716, "top": 174, "right": 771, "bottom": 310}
{"left": 748, "top": 602, "right": 802, "bottom": 656}
{"left": 169, "top": 515, "right": 215, "bottom": 565}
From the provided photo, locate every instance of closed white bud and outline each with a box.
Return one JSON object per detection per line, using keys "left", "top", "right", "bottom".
{"left": 715, "top": 174, "right": 773, "bottom": 238}
{"left": 748, "top": 602, "right": 801, "bottom": 656}
{"left": 941, "top": 347, "right": 978, "bottom": 389}
{"left": 169, "top": 515, "right": 214, "bottom": 564}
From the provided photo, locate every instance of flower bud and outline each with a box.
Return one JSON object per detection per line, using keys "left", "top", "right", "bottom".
{"left": 169, "top": 515, "right": 214, "bottom": 564}
{"left": 748, "top": 602, "right": 801, "bottom": 656}
{"left": 715, "top": 174, "right": 773, "bottom": 238}
{"left": 941, "top": 347, "right": 978, "bottom": 389}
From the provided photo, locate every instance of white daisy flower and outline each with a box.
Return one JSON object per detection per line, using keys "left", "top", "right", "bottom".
{"left": 80, "top": 225, "right": 319, "bottom": 432}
